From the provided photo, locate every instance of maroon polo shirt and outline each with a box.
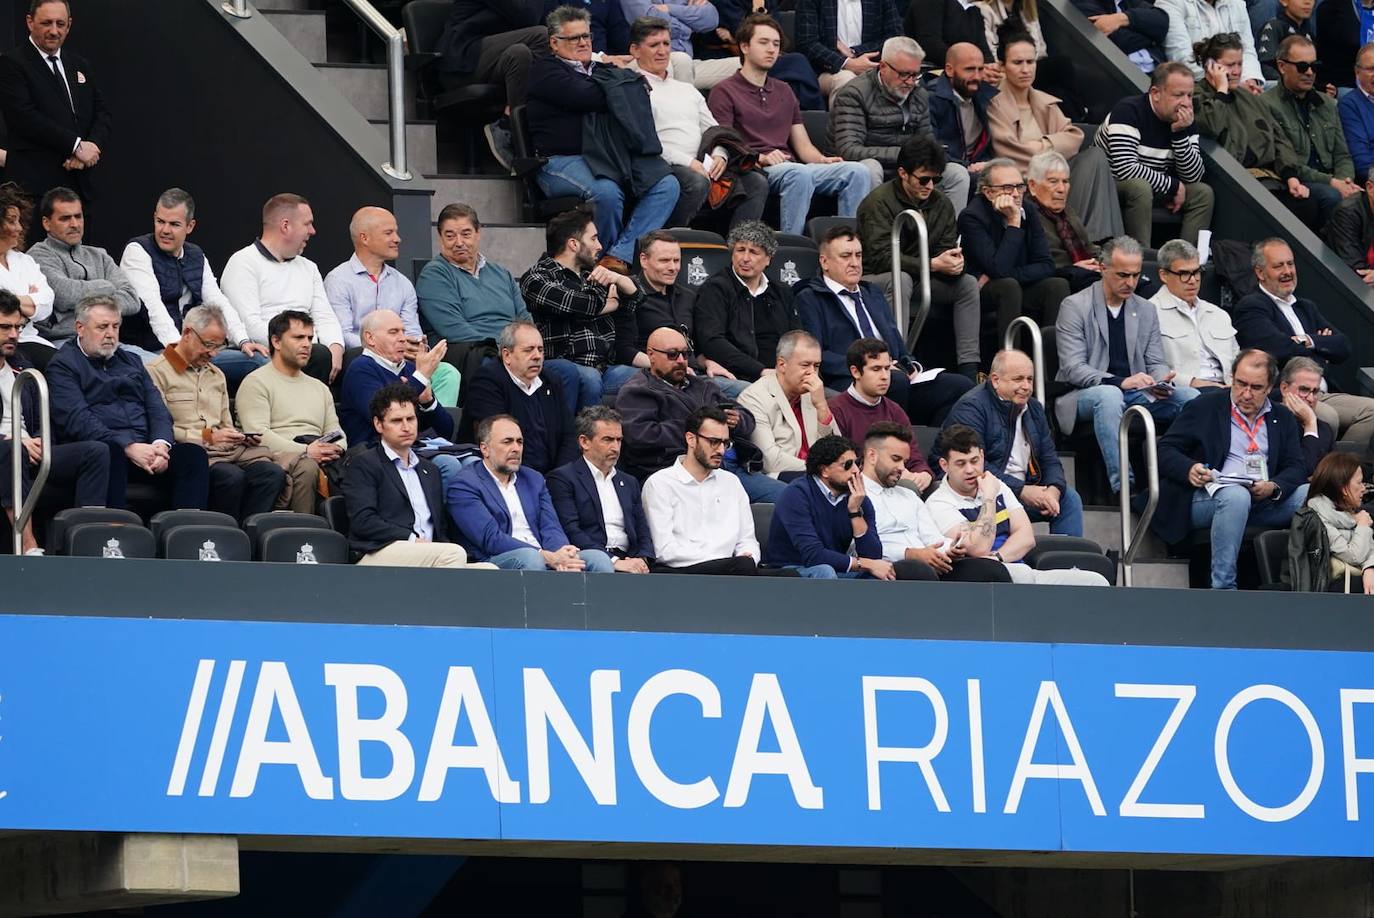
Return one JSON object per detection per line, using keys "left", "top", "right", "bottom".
{"left": 707, "top": 72, "right": 802, "bottom": 155}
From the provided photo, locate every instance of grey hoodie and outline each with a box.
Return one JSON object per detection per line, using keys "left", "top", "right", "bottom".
{"left": 1307, "top": 494, "right": 1374, "bottom": 570}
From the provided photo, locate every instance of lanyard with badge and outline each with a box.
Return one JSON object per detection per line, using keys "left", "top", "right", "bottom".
{"left": 1231, "top": 405, "right": 1268, "bottom": 481}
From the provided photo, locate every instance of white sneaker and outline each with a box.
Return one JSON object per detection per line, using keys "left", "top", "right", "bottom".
{"left": 23, "top": 548, "right": 44, "bottom": 556}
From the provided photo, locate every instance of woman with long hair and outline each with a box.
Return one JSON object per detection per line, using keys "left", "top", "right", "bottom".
{"left": 1305, "top": 450, "right": 1374, "bottom": 593}
{"left": 0, "top": 184, "right": 55, "bottom": 370}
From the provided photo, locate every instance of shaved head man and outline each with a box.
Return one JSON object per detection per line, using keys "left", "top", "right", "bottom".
{"left": 933, "top": 42, "right": 997, "bottom": 179}
{"left": 324, "top": 205, "right": 421, "bottom": 352}
{"left": 646, "top": 326, "right": 691, "bottom": 387}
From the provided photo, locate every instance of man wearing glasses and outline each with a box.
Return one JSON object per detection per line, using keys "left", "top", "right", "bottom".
{"left": 1054, "top": 235, "right": 1197, "bottom": 499}
{"left": 832, "top": 37, "right": 971, "bottom": 212}
{"left": 1278, "top": 356, "right": 1336, "bottom": 474}
{"left": 1149, "top": 238, "right": 1238, "bottom": 391}
{"left": 1151, "top": 349, "right": 1309, "bottom": 589}
{"left": 957, "top": 158, "right": 1069, "bottom": 343}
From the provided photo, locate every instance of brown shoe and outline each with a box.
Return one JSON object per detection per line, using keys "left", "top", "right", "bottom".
{"left": 596, "top": 254, "right": 631, "bottom": 274}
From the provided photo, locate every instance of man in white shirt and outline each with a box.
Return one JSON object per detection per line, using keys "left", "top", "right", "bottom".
{"left": 220, "top": 193, "right": 345, "bottom": 386}
{"left": 925, "top": 424, "right": 1110, "bottom": 585}
{"left": 629, "top": 18, "right": 768, "bottom": 229}
{"left": 120, "top": 188, "right": 269, "bottom": 391}
{"left": 1149, "top": 238, "right": 1237, "bottom": 390}
{"left": 862, "top": 421, "right": 1010, "bottom": 582}
{"left": 547, "top": 405, "right": 655, "bottom": 573}
{"left": 642, "top": 404, "right": 793, "bottom": 574}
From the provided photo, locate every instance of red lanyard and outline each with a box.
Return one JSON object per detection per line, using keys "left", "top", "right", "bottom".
{"left": 1231, "top": 405, "right": 1263, "bottom": 454}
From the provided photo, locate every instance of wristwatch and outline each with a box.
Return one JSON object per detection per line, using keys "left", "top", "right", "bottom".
{"left": 847, "top": 510, "right": 864, "bottom": 519}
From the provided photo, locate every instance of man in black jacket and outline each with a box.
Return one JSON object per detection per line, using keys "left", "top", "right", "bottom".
{"left": 0, "top": 0, "right": 111, "bottom": 214}
{"left": 1324, "top": 172, "right": 1374, "bottom": 285}
{"left": 691, "top": 221, "right": 800, "bottom": 398}
{"left": 616, "top": 230, "right": 694, "bottom": 375}
{"left": 343, "top": 384, "right": 480, "bottom": 568}
{"left": 1279, "top": 356, "right": 1341, "bottom": 474}
{"left": 1069, "top": 0, "right": 1167, "bottom": 74}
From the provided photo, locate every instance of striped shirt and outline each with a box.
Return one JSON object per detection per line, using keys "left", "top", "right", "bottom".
{"left": 1095, "top": 93, "right": 1205, "bottom": 196}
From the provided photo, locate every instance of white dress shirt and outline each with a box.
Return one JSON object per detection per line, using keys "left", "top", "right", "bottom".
{"left": 0, "top": 362, "right": 27, "bottom": 439}
{"left": 586, "top": 458, "right": 628, "bottom": 551}
{"left": 823, "top": 275, "right": 877, "bottom": 335}
{"left": 220, "top": 241, "right": 344, "bottom": 347}
{"left": 487, "top": 465, "right": 539, "bottom": 547}
{"left": 1004, "top": 411, "right": 1030, "bottom": 480}
{"left": 642, "top": 457, "right": 759, "bottom": 566}
{"left": 866, "top": 475, "right": 948, "bottom": 562}
{"left": 0, "top": 249, "right": 54, "bottom": 346}
{"left": 1263, "top": 286, "right": 1308, "bottom": 340}
{"left": 837, "top": 0, "right": 864, "bottom": 49}
{"left": 640, "top": 68, "right": 724, "bottom": 168}
{"left": 383, "top": 441, "right": 433, "bottom": 541}
{"left": 119, "top": 241, "right": 248, "bottom": 347}
{"left": 507, "top": 368, "right": 542, "bottom": 396}
{"left": 364, "top": 348, "right": 434, "bottom": 408}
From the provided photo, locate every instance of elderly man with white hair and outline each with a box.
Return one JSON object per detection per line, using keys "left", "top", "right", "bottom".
{"left": 338, "top": 309, "right": 455, "bottom": 450}
{"left": 1027, "top": 150, "right": 1103, "bottom": 295}
{"left": 832, "top": 36, "right": 971, "bottom": 212}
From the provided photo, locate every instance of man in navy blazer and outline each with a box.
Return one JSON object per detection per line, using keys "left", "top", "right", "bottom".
{"left": 794, "top": 224, "right": 971, "bottom": 425}
{"left": 1151, "top": 350, "right": 1309, "bottom": 589}
{"left": 338, "top": 309, "right": 454, "bottom": 448}
{"left": 547, "top": 405, "right": 654, "bottom": 572}
{"left": 1234, "top": 237, "right": 1374, "bottom": 446}
{"left": 342, "top": 384, "right": 478, "bottom": 568}
{"left": 447, "top": 414, "right": 615, "bottom": 571}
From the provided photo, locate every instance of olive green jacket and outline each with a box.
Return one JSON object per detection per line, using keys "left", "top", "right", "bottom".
{"left": 1194, "top": 83, "right": 1302, "bottom": 182}
{"left": 856, "top": 179, "right": 959, "bottom": 279}
{"left": 1262, "top": 84, "right": 1354, "bottom": 184}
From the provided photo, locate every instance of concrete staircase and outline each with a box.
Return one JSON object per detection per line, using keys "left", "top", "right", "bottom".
{"left": 257, "top": 3, "right": 547, "bottom": 273}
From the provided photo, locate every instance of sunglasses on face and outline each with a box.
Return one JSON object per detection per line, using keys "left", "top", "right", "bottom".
{"left": 649, "top": 346, "right": 692, "bottom": 361}
{"left": 1278, "top": 58, "right": 1322, "bottom": 74}
{"left": 837, "top": 458, "right": 856, "bottom": 471}
{"left": 909, "top": 174, "right": 937, "bottom": 186}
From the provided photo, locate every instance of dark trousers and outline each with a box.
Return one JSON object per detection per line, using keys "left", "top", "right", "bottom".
{"left": 893, "top": 556, "right": 1013, "bottom": 582}
{"left": 209, "top": 460, "right": 287, "bottom": 522}
{"left": 0, "top": 440, "right": 109, "bottom": 509}
{"left": 305, "top": 343, "right": 335, "bottom": 388}
{"left": 888, "top": 368, "right": 974, "bottom": 427}
{"left": 107, "top": 441, "right": 210, "bottom": 511}
{"left": 439, "top": 26, "right": 546, "bottom": 109}
{"left": 983, "top": 276, "right": 1070, "bottom": 341}
{"left": 652, "top": 556, "right": 801, "bottom": 576}
{"left": 667, "top": 164, "right": 769, "bottom": 229}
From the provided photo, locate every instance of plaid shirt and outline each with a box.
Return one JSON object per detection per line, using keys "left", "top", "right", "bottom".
{"left": 519, "top": 254, "right": 620, "bottom": 368}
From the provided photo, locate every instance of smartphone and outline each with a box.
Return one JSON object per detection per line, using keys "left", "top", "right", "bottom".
{"left": 320, "top": 430, "right": 345, "bottom": 444}
{"left": 241, "top": 431, "right": 263, "bottom": 439}
{"left": 717, "top": 401, "right": 737, "bottom": 411}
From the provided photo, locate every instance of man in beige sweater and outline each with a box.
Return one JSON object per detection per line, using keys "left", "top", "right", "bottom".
{"left": 147, "top": 305, "right": 287, "bottom": 521}
{"left": 235, "top": 310, "right": 346, "bottom": 513}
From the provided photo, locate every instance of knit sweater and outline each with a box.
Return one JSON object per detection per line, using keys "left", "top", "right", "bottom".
{"left": 29, "top": 237, "right": 143, "bottom": 341}
{"left": 415, "top": 254, "right": 531, "bottom": 344}
{"left": 220, "top": 242, "right": 344, "bottom": 348}
{"left": 766, "top": 475, "right": 882, "bottom": 571}
{"left": 234, "top": 362, "right": 344, "bottom": 455}
{"left": 826, "top": 387, "right": 933, "bottom": 475}
{"left": 461, "top": 360, "right": 577, "bottom": 473}
{"left": 1095, "top": 93, "right": 1205, "bottom": 196}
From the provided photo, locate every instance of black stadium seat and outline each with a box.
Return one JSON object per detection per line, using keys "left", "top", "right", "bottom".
{"left": 321, "top": 495, "right": 351, "bottom": 537}
{"left": 765, "top": 245, "right": 819, "bottom": 288}
{"left": 48, "top": 507, "right": 142, "bottom": 555}
{"left": 66, "top": 522, "right": 155, "bottom": 559}
{"left": 802, "top": 110, "right": 830, "bottom": 157}
{"left": 1024, "top": 535, "right": 1104, "bottom": 567}
{"left": 1034, "top": 550, "right": 1116, "bottom": 584}
{"left": 806, "top": 216, "right": 850, "bottom": 245}
{"left": 150, "top": 509, "right": 237, "bottom": 550}
{"left": 260, "top": 528, "right": 349, "bottom": 565}
{"left": 1252, "top": 529, "right": 1290, "bottom": 590}
{"left": 162, "top": 525, "right": 252, "bottom": 562}
{"left": 509, "top": 105, "right": 583, "bottom": 221}
{"left": 774, "top": 233, "right": 818, "bottom": 249}
{"left": 751, "top": 503, "right": 775, "bottom": 563}
{"left": 677, "top": 240, "right": 731, "bottom": 288}
{"left": 245, "top": 511, "right": 331, "bottom": 560}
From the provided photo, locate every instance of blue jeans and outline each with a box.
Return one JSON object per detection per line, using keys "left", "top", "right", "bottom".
{"left": 1022, "top": 484, "right": 1085, "bottom": 536}
{"left": 1306, "top": 180, "right": 1342, "bottom": 224}
{"left": 600, "top": 364, "right": 640, "bottom": 401}
{"left": 1075, "top": 384, "right": 1199, "bottom": 493}
{"left": 1190, "top": 483, "right": 1308, "bottom": 589}
{"left": 488, "top": 546, "right": 615, "bottom": 572}
{"left": 764, "top": 161, "right": 874, "bottom": 235}
{"left": 724, "top": 456, "right": 787, "bottom": 503}
{"left": 712, "top": 377, "right": 751, "bottom": 398}
{"left": 786, "top": 563, "right": 866, "bottom": 579}
{"left": 542, "top": 359, "right": 586, "bottom": 415}
{"left": 537, "top": 155, "right": 680, "bottom": 262}
{"left": 213, "top": 349, "right": 269, "bottom": 392}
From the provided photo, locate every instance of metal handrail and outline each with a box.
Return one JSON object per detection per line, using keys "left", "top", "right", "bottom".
{"left": 1117, "top": 404, "right": 1158, "bottom": 588}
{"left": 1001, "top": 317, "right": 1045, "bottom": 406}
{"left": 340, "top": 0, "right": 411, "bottom": 180}
{"left": 223, "top": 0, "right": 251, "bottom": 19}
{"left": 10, "top": 370, "right": 51, "bottom": 556}
{"left": 890, "top": 209, "right": 931, "bottom": 349}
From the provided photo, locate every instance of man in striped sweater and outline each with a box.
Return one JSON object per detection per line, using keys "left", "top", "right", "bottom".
{"left": 1095, "top": 62, "right": 1214, "bottom": 247}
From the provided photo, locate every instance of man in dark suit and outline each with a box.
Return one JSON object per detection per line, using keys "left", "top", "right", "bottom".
{"left": 548, "top": 405, "right": 654, "bottom": 573}
{"left": 1150, "top": 349, "right": 1309, "bottom": 589}
{"left": 447, "top": 414, "right": 615, "bottom": 571}
{"left": 0, "top": 1, "right": 111, "bottom": 211}
{"left": 793, "top": 0, "right": 902, "bottom": 100}
{"left": 1234, "top": 237, "right": 1374, "bottom": 447}
{"left": 343, "top": 384, "right": 482, "bottom": 568}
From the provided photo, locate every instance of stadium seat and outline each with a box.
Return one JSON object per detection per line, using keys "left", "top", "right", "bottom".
{"left": 1024, "top": 535, "right": 1104, "bottom": 568}
{"left": 1033, "top": 550, "right": 1116, "bottom": 584}
{"left": 48, "top": 507, "right": 142, "bottom": 555}
{"left": 66, "top": 522, "right": 155, "bottom": 559}
{"left": 912, "top": 426, "right": 939, "bottom": 459}
{"left": 509, "top": 105, "right": 583, "bottom": 221}
{"left": 774, "top": 233, "right": 818, "bottom": 249}
{"left": 677, "top": 240, "right": 731, "bottom": 288}
{"left": 322, "top": 495, "right": 351, "bottom": 537}
{"left": 260, "top": 528, "right": 349, "bottom": 564}
{"left": 150, "top": 509, "right": 237, "bottom": 550}
{"left": 1252, "top": 529, "right": 1291, "bottom": 590}
{"left": 162, "top": 525, "right": 252, "bottom": 562}
{"left": 777, "top": 9, "right": 796, "bottom": 44}
{"left": 765, "top": 245, "right": 819, "bottom": 288}
{"left": 245, "top": 511, "right": 331, "bottom": 560}
{"left": 806, "top": 216, "right": 850, "bottom": 245}
{"left": 662, "top": 228, "right": 727, "bottom": 247}
{"left": 802, "top": 110, "right": 831, "bottom": 156}
{"left": 752, "top": 503, "right": 775, "bottom": 564}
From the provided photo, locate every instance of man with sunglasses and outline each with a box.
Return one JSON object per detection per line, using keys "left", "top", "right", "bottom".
{"left": 1264, "top": 35, "right": 1359, "bottom": 226}
{"left": 1149, "top": 238, "right": 1238, "bottom": 391}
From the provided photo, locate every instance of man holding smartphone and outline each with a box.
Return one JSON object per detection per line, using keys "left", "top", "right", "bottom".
{"left": 147, "top": 305, "right": 287, "bottom": 521}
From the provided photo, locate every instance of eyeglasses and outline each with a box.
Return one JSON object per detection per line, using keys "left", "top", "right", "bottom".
{"left": 555, "top": 32, "right": 593, "bottom": 43}
{"left": 649, "top": 346, "right": 692, "bottom": 361}
{"left": 882, "top": 62, "right": 922, "bottom": 81}
{"left": 693, "top": 434, "right": 732, "bottom": 449}
{"left": 1278, "top": 59, "right": 1323, "bottom": 74}
{"left": 1233, "top": 380, "right": 1270, "bottom": 395}
{"left": 1289, "top": 385, "right": 1320, "bottom": 397}
{"left": 984, "top": 183, "right": 1026, "bottom": 195}
{"left": 1162, "top": 267, "right": 1203, "bottom": 281}
{"left": 191, "top": 327, "right": 227, "bottom": 352}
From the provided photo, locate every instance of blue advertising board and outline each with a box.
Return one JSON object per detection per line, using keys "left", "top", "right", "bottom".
{"left": 1, "top": 613, "right": 1373, "bottom": 857}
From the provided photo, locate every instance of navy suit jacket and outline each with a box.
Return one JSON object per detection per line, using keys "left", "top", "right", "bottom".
{"left": 794, "top": 0, "right": 901, "bottom": 74}
{"left": 1233, "top": 290, "right": 1351, "bottom": 372}
{"left": 1152, "top": 387, "right": 1308, "bottom": 545}
{"left": 342, "top": 444, "right": 452, "bottom": 555}
{"left": 793, "top": 276, "right": 911, "bottom": 387}
{"left": 547, "top": 459, "right": 654, "bottom": 558}
{"left": 957, "top": 196, "right": 1056, "bottom": 286}
{"left": 447, "top": 460, "right": 569, "bottom": 561}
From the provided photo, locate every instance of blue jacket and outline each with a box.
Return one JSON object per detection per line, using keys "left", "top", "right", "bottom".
{"left": 1152, "top": 387, "right": 1307, "bottom": 545}
{"left": 793, "top": 276, "right": 912, "bottom": 388}
{"left": 46, "top": 341, "right": 174, "bottom": 448}
{"left": 447, "top": 460, "right": 570, "bottom": 561}
{"left": 957, "top": 195, "right": 1056, "bottom": 286}
{"left": 927, "top": 74, "right": 996, "bottom": 166}
{"left": 1339, "top": 88, "right": 1374, "bottom": 181}
{"left": 766, "top": 475, "right": 882, "bottom": 572}
{"left": 936, "top": 382, "right": 1067, "bottom": 496}
{"left": 547, "top": 459, "right": 655, "bottom": 558}
{"left": 338, "top": 354, "right": 455, "bottom": 448}
{"left": 342, "top": 443, "right": 453, "bottom": 556}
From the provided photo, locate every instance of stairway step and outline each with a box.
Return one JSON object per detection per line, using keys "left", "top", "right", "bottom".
{"left": 1081, "top": 505, "right": 1169, "bottom": 559}
{"left": 478, "top": 224, "right": 547, "bottom": 276}
{"left": 261, "top": 9, "right": 326, "bottom": 63}
{"left": 314, "top": 62, "right": 416, "bottom": 122}
{"left": 1125, "top": 558, "right": 1191, "bottom": 589}
{"left": 425, "top": 175, "right": 523, "bottom": 225}
{"left": 369, "top": 120, "right": 437, "bottom": 177}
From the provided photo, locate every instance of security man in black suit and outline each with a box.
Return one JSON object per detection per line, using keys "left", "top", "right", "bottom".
{"left": 0, "top": 1, "right": 111, "bottom": 212}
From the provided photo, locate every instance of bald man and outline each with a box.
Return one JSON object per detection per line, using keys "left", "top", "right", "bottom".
{"left": 928, "top": 42, "right": 997, "bottom": 179}
{"left": 339, "top": 308, "right": 457, "bottom": 448}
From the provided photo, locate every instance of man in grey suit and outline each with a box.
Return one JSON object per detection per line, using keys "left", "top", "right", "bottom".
{"left": 1054, "top": 236, "right": 1198, "bottom": 496}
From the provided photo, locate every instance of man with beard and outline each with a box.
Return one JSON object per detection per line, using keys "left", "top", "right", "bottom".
{"left": 46, "top": 293, "right": 208, "bottom": 511}
{"left": 0, "top": 288, "right": 108, "bottom": 553}
{"left": 927, "top": 43, "right": 997, "bottom": 196}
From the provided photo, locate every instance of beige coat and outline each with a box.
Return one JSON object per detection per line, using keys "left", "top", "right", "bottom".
{"left": 738, "top": 373, "right": 835, "bottom": 477}
{"left": 1149, "top": 287, "right": 1239, "bottom": 387}
{"left": 146, "top": 347, "right": 234, "bottom": 448}
{"left": 986, "top": 88, "right": 1083, "bottom": 174}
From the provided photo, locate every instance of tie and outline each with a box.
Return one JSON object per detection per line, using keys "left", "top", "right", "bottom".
{"left": 848, "top": 290, "right": 876, "bottom": 337}
{"left": 47, "top": 55, "right": 73, "bottom": 112}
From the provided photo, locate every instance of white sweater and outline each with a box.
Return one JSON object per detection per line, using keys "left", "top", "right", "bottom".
{"left": 641, "top": 68, "right": 722, "bottom": 168}
{"left": 0, "top": 249, "right": 54, "bottom": 346}
{"left": 219, "top": 242, "right": 343, "bottom": 348}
